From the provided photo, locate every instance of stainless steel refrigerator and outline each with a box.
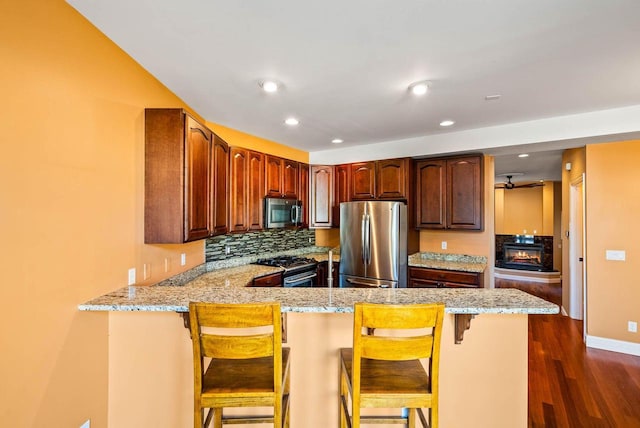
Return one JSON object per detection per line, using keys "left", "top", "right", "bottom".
{"left": 339, "top": 201, "right": 407, "bottom": 288}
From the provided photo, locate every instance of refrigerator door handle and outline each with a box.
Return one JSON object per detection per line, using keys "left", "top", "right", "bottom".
{"left": 364, "top": 213, "right": 371, "bottom": 264}
{"left": 361, "top": 213, "right": 367, "bottom": 264}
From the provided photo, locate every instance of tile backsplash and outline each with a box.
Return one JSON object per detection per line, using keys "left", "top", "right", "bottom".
{"left": 205, "top": 228, "right": 315, "bottom": 262}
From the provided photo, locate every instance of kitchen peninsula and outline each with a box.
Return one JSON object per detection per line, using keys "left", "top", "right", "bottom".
{"left": 79, "top": 253, "right": 557, "bottom": 428}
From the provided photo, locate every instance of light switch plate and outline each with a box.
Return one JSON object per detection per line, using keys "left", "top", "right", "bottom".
{"left": 605, "top": 250, "right": 626, "bottom": 261}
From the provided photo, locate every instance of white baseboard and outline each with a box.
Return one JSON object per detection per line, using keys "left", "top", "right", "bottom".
{"left": 560, "top": 306, "right": 568, "bottom": 316}
{"left": 586, "top": 335, "right": 640, "bottom": 356}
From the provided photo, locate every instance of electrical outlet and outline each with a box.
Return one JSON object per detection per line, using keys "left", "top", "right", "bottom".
{"left": 629, "top": 321, "right": 638, "bottom": 333}
{"left": 80, "top": 419, "right": 91, "bottom": 428}
{"left": 127, "top": 268, "right": 136, "bottom": 285}
{"left": 441, "top": 241, "right": 447, "bottom": 250}
{"left": 225, "top": 245, "right": 231, "bottom": 255}
{"left": 164, "top": 258, "right": 170, "bottom": 272}
{"left": 181, "top": 253, "right": 186, "bottom": 266}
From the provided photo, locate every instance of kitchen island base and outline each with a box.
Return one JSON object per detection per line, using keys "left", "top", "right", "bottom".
{"left": 106, "top": 311, "right": 527, "bottom": 428}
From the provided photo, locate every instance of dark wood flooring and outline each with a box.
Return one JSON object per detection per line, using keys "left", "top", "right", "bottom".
{"left": 528, "top": 314, "right": 640, "bottom": 427}
{"left": 496, "top": 277, "right": 640, "bottom": 426}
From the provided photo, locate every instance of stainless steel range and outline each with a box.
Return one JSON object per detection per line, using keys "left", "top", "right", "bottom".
{"left": 254, "top": 256, "right": 318, "bottom": 287}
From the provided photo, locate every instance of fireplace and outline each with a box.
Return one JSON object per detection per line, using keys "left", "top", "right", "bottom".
{"left": 502, "top": 243, "right": 544, "bottom": 270}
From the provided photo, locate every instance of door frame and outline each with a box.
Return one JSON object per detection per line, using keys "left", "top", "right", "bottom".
{"left": 568, "top": 174, "right": 587, "bottom": 337}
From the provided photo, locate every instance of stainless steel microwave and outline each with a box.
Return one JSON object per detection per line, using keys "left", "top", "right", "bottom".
{"left": 264, "top": 197, "right": 302, "bottom": 228}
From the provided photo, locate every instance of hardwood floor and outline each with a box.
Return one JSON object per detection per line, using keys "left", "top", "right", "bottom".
{"left": 528, "top": 314, "right": 640, "bottom": 427}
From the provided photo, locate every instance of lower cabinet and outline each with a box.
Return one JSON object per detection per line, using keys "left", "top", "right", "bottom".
{"left": 316, "top": 261, "right": 339, "bottom": 287}
{"left": 250, "top": 272, "right": 282, "bottom": 287}
{"left": 408, "top": 267, "right": 483, "bottom": 288}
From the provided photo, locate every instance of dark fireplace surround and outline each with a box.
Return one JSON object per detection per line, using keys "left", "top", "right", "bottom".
{"left": 495, "top": 234, "right": 554, "bottom": 272}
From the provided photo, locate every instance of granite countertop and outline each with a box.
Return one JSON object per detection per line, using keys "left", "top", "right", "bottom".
{"left": 408, "top": 252, "right": 487, "bottom": 273}
{"left": 79, "top": 263, "right": 557, "bottom": 315}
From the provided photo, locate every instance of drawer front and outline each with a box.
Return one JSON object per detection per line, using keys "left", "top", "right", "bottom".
{"left": 251, "top": 272, "right": 282, "bottom": 287}
{"left": 408, "top": 267, "right": 480, "bottom": 286}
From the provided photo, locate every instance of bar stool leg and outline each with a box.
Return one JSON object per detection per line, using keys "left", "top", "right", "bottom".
{"left": 212, "top": 408, "right": 222, "bottom": 428}
{"left": 407, "top": 408, "right": 416, "bottom": 428}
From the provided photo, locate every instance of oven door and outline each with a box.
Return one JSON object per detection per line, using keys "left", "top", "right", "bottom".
{"left": 283, "top": 270, "right": 317, "bottom": 287}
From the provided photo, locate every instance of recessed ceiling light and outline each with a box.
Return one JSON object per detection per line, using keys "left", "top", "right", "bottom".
{"left": 284, "top": 117, "right": 299, "bottom": 126}
{"left": 331, "top": 138, "right": 343, "bottom": 144}
{"left": 439, "top": 120, "right": 455, "bottom": 127}
{"left": 518, "top": 153, "right": 529, "bottom": 158}
{"left": 260, "top": 80, "right": 279, "bottom": 93}
{"left": 408, "top": 80, "right": 430, "bottom": 96}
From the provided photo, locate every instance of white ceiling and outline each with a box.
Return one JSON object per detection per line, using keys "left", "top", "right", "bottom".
{"left": 67, "top": 0, "right": 640, "bottom": 182}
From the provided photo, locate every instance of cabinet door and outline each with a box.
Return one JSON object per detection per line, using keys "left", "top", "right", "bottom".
{"left": 211, "top": 135, "right": 229, "bottom": 236}
{"left": 184, "top": 115, "right": 212, "bottom": 241}
{"left": 415, "top": 159, "right": 446, "bottom": 229}
{"left": 298, "top": 163, "right": 310, "bottom": 227}
{"left": 282, "top": 159, "right": 299, "bottom": 199}
{"left": 376, "top": 158, "right": 409, "bottom": 199}
{"left": 229, "top": 148, "right": 248, "bottom": 233}
{"left": 264, "top": 155, "right": 284, "bottom": 198}
{"left": 351, "top": 161, "right": 375, "bottom": 200}
{"left": 247, "top": 151, "right": 264, "bottom": 231}
{"left": 310, "top": 165, "right": 333, "bottom": 228}
{"left": 447, "top": 156, "right": 483, "bottom": 230}
{"left": 333, "top": 164, "right": 351, "bottom": 226}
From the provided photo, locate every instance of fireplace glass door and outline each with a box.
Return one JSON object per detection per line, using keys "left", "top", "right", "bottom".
{"left": 503, "top": 243, "right": 544, "bottom": 270}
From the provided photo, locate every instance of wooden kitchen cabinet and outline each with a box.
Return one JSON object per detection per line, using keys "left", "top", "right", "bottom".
{"left": 210, "top": 135, "right": 229, "bottom": 236}
{"left": 408, "top": 266, "right": 483, "bottom": 288}
{"left": 145, "top": 108, "right": 213, "bottom": 243}
{"left": 332, "top": 164, "right": 351, "bottom": 227}
{"left": 350, "top": 161, "right": 376, "bottom": 200}
{"left": 298, "top": 163, "right": 310, "bottom": 227}
{"left": 265, "top": 155, "right": 299, "bottom": 199}
{"left": 351, "top": 158, "right": 411, "bottom": 201}
{"left": 229, "top": 147, "right": 264, "bottom": 232}
{"left": 250, "top": 272, "right": 282, "bottom": 287}
{"left": 415, "top": 154, "right": 483, "bottom": 230}
{"left": 316, "top": 261, "right": 339, "bottom": 287}
{"left": 309, "top": 165, "right": 334, "bottom": 228}
{"left": 376, "top": 158, "right": 411, "bottom": 200}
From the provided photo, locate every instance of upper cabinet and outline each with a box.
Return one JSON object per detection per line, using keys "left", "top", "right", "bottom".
{"left": 211, "top": 135, "right": 230, "bottom": 236}
{"left": 376, "top": 158, "right": 411, "bottom": 200}
{"left": 350, "top": 158, "right": 411, "bottom": 201}
{"left": 145, "top": 109, "right": 218, "bottom": 243}
{"left": 333, "top": 164, "right": 351, "bottom": 227}
{"left": 415, "top": 154, "right": 483, "bottom": 231}
{"left": 350, "top": 161, "right": 376, "bottom": 200}
{"left": 265, "top": 155, "right": 299, "bottom": 199}
{"left": 298, "top": 163, "right": 310, "bottom": 228}
{"left": 309, "top": 165, "right": 334, "bottom": 228}
{"left": 229, "top": 147, "right": 264, "bottom": 233}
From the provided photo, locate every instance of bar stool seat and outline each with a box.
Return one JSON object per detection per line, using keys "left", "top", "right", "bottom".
{"left": 189, "top": 302, "right": 290, "bottom": 428}
{"left": 339, "top": 302, "right": 444, "bottom": 428}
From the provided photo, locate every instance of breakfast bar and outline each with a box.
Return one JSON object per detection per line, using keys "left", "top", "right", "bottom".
{"left": 80, "top": 260, "right": 557, "bottom": 428}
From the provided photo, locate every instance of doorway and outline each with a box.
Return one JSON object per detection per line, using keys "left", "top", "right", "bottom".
{"left": 568, "top": 175, "right": 586, "bottom": 334}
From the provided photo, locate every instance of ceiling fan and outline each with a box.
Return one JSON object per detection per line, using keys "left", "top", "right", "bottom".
{"left": 495, "top": 175, "right": 545, "bottom": 190}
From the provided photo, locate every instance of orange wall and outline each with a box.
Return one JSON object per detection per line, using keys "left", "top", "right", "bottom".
{"left": 0, "top": 1, "right": 214, "bottom": 426}
{"left": 208, "top": 122, "right": 309, "bottom": 163}
{"left": 585, "top": 141, "right": 640, "bottom": 344}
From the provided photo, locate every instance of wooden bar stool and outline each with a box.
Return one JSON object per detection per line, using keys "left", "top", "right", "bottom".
{"left": 189, "top": 302, "right": 291, "bottom": 428}
{"left": 339, "top": 302, "right": 444, "bottom": 428}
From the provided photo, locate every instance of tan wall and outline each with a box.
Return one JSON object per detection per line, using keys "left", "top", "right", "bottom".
{"left": 207, "top": 122, "right": 309, "bottom": 163}
{"left": 585, "top": 141, "right": 640, "bottom": 344}
{"left": 561, "top": 148, "right": 586, "bottom": 312}
{"left": 108, "top": 311, "right": 528, "bottom": 428}
{"left": 0, "top": 1, "right": 305, "bottom": 426}
{"left": 503, "top": 186, "right": 543, "bottom": 234}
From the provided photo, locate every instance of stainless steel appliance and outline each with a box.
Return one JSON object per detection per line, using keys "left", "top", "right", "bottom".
{"left": 339, "top": 201, "right": 407, "bottom": 288}
{"left": 255, "top": 256, "right": 318, "bottom": 287}
{"left": 264, "top": 197, "right": 302, "bottom": 228}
